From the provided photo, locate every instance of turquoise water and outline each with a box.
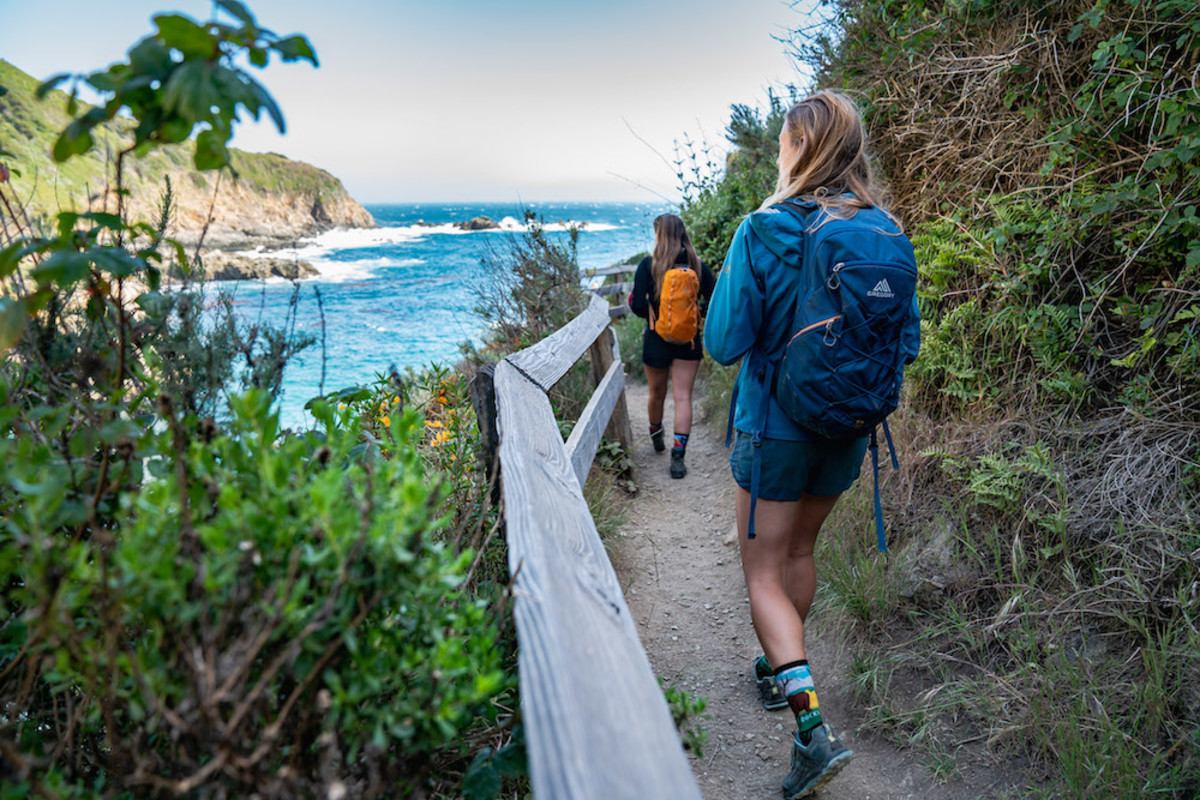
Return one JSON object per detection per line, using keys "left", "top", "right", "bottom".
{"left": 222, "top": 201, "right": 673, "bottom": 428}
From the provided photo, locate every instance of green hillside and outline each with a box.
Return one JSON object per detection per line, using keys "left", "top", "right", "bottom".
{"left": 0, "top": 59, "right": 365, "bottom": 236}
{"left": 683, "top": 1, "right": 1199, "bottom": 796}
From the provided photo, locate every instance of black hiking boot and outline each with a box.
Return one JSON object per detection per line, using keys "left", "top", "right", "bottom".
{"left": 650, "top": 428, "right": 666, "bottom": 453}
{"left": 670, "top": 450, "right": 687, "bottom": 479}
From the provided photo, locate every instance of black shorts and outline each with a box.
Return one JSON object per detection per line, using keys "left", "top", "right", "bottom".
{"left": 642, "top": 327, "right": 703, "bottom": 369}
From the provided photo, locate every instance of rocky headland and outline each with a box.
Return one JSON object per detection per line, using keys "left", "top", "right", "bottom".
{"left": 0, "top": 59, "right": 376, "bottom": 258}
{"left": 148, "top": 151, "right": 377, "bottom": 251}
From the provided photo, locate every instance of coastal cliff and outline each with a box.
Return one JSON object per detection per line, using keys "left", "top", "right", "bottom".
{"left": 144, "top": 151, "right": 376, "bottom": 249}
{"left": 0, "top": 59, "right": 374, "bottom": 250}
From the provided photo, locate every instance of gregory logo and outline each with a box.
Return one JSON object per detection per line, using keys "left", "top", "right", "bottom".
{"left": 867, "top": 279, "right": 894, "bottom": 299}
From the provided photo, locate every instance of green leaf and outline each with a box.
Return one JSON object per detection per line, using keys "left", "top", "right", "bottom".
{"left": 128, "top": 37, "right": 174, "bottom": 76}
{"left": 462, "top": 748, "right": 501, "bottom": 800}
{"left": 145, "top": 263, "right": 162, "bottom": 291}
{"left": 153, "top": 14, "right": 218, "bottom": 58}
{"left": 194, "top": 128, "right": 230, "bottom": 170}
{"left": 36, "top": 73, "right": 71, "bottom": 99}
{"left": 90, "top": 248, "right": 143, "bottom": 278}
{"left": 159, "top": 115, "right": 194, "bottom": 144}
{"left": 216, "top": 0, "right": 257, "bottom": 26}
{"left": 33, "top": 251, "right": 91, "bottom": 286}
{"left": 99, "top": 418, "right": 142, "bottom": 444}
{"left": 87, "top": 70, "right": 121, "bottom": 93}
{"left": 24, "top": 288, "right": 54, "bottom": 314}
{"left": 135, "top": 292, "right": 172, "bottom": 319}
{"left": 166, "top": 240, "right": 190, "bottom": 273}
{"left": 0, "top": 240, "right": 38, "bottom": 278}
{"left": 52, "top": 122, "right": 94, "bottom": 162}
{"left": 78, "top": 212, "right": 126, "bottom": 232}
{"left": 9, "top": 474, "right": 68, "bottom": 498}
{"left": 57, "top": 211, "right": 81, "bottom": 238}
{"left": 163, "top": 61, "right": 212, "bottom": 121}
{"left": 255, "top": 83, "right": 285, "bottom": 132}
{"left": 273, "top": 35, "right": 318, "bottom": 66}
{"left": 0, "top": 298, "right": 28, "bottom": 351}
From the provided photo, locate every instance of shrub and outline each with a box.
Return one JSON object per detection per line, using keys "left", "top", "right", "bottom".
{"left": 0, "top": 390, "right": 510, "bottom": 797}
{"left": 0, "top": 4, "right": 519, "bottom": 797}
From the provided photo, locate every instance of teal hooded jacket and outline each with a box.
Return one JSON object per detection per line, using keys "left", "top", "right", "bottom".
{"left": 703, "top": 200, "right": 921, "bottom": 443}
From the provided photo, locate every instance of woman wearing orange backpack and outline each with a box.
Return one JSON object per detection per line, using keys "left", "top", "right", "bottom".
{"left": 629, "top": 213, "right": 715, "bottom": 479}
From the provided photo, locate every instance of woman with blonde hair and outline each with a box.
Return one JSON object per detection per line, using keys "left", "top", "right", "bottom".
{"left": 629, "top": 213, "right": 715, "bottom": 478}
{"left": 704, "top": 91, "right": 920, "bottom": 798}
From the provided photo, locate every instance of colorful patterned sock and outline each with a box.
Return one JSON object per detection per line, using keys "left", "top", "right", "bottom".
{"left": 649, "top": 422, "right": 664, "bottom": 436}
{"left": 775, "top": 660, "right": 822, "bottom": 744}
{"left": 672, "top": 432, "right": 689, "bottom": 454}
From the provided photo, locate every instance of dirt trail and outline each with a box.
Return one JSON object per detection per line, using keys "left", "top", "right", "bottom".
{"left": 610, "top": 380, "right": 1010, "bottom": 800}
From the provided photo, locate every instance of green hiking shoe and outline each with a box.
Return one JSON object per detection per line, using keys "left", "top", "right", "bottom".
{"left": 754, "top": 655, "right": 788, "bottom": 711}
{"left": 781, "top": 724, "right": 854, "bottom": 799}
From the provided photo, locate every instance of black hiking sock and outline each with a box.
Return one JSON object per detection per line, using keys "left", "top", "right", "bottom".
{"left": 672, "top": 432, "right": 689, "bottom": 455}
{"left": 649, "top": 422, "right": 665, "bottom": 452}
{"left": 775, "top": 660, "right": 823, "bottom": 744}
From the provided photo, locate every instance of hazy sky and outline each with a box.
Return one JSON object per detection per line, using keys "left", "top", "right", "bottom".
{"left": 1, "top": 1, "right": 814, "bottom": 203}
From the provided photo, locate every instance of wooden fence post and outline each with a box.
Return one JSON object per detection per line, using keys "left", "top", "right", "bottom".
{"left": 469, "top": 363, "right": 501, "bottom": 505}
{"left": 588, "top": 326, "right": 635, "bottom": 455}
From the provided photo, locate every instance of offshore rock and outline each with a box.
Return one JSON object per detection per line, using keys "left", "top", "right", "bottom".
{"left": 456, "top": 215, "right": 501, "bottom": 231}
{"left": 190, "top": 251, "right": 319, "bottom": 282}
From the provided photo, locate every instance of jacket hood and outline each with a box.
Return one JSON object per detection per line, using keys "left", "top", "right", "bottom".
{"left": 746, "top": 202, "right": 817, "bottom": 264}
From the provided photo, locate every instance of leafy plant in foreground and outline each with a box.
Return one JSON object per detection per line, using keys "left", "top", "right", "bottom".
{"left": 0, "top": 3, "right": 518, "bottom": 796}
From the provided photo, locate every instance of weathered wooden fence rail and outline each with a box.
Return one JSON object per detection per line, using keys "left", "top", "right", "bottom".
{"left": 585, "top": 263, "right": 635, "bottom": 318}
{"left": 473, "top": 293, "right": 701, "bottom": 799}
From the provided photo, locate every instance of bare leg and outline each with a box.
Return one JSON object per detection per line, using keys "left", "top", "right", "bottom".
{"left": 669, "top": 358, "right": 700, "bottom": 436}
{"left": 736, "top": 488, "right": 841, "bottom": 667}
{"left": 644, "top": 365, "right": 668, "bottom": 426}
{"left": 785, "top": 493, "right": 840, "bottom": 625}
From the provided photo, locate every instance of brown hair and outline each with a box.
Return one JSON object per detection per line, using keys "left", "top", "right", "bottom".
{"left": 650, "top": 213, "right": 702, "bottom": 294}
{"left": 762, "top": 90, "right": 891, "bottom": 220}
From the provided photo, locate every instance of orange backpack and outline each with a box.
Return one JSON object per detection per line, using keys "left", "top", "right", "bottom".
{"left": 651, "top": 265, "right": 701, "bottom": 345}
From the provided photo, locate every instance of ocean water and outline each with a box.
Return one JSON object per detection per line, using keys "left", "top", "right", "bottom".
{"left": 223, "top": 201, "right": 673, "bottom": 429}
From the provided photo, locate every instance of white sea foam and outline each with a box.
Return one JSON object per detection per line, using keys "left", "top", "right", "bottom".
{"left": 236, "top": 226, "right": 430, "bottom": 262}
{"left": 306, "top": 256, "right": 425, "bottom": 283}
{"left": 233, "top": 216, "right": 619, "bottom": 276}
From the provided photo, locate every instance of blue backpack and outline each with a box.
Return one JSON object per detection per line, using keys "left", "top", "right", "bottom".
{"left": 747, "top": 199, "right": 920, "bottom": 551}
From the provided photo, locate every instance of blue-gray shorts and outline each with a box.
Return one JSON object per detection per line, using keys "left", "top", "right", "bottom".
{"left": 730, "top": 431, "right": 869, "bottom": 501}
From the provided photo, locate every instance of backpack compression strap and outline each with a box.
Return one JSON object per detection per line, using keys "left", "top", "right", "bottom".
{"left": 724, "top": 359, "right": 772, "bottom": 540}
{"left": 868, "top": 421, "right": 901, "bottom": 553}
